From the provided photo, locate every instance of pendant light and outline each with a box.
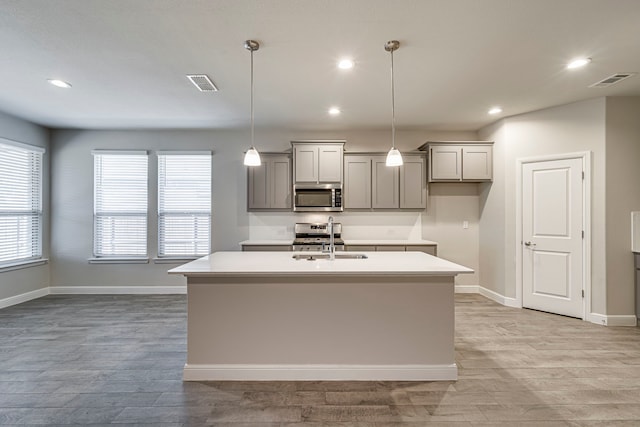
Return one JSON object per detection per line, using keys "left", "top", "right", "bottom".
{"left": 385, "top": 40, "right": 403, "bottom": 167}
{"left": 243, "top": 39, "right": 261, "bottom": 166}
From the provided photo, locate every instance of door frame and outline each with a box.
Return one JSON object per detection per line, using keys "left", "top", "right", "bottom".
{"left": 515, "top": 151, "right": 591, "bottom": 320}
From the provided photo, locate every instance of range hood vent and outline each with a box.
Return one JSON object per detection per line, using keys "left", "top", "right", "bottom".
{"left": 186, "top": 74, "right": 218, "bottom": 92}
{"left": 589, "top": 73, "right": 636, "bottom": 88}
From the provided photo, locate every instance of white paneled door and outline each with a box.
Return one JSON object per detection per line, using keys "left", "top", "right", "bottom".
{"left": 522, "top": 157, "right": 584, "bottom": 318}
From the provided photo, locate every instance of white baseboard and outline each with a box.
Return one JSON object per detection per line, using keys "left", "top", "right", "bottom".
{"left": 0, "top": 287, "right": 49, "bottom": 310}
{"left": 588, "top": 312, "right": 637, "bottom": 327}
{"left": 49, "top": 286, "right": 186, "bottom": 295}
{"left": 0, "top": 286, "right": 187, "bottom": 309}
{"left": 183, "top": 363, "right": 458, "bottom": 381}
{"left": 455, "top": 285, "right": 479, "bottom": 293}
{"left": 479, "top": 286, "right": 520, "bottom": 308}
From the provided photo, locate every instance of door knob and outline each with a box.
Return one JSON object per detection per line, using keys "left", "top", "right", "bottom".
{"left": 524, "top": 241, "right": 536, "bottom": 247}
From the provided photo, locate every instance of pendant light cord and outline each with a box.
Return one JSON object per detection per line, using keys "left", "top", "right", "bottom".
{"left": 250, "top": 47, "right": 255, "bottom": 149}
{"left": 390, "top": 47, "right": 396, "bottom": 150}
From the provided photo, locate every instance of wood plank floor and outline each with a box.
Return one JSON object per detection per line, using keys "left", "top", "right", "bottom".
{"left": 1, "top": 293, "right": 639, "bottom": 426}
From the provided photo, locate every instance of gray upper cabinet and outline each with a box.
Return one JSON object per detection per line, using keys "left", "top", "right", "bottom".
{"left": 372, "top": 156, "right": 399, "bottom": 209}
{"left": 247, "top": 153, "right": 291, "bottom": 210}
{"left": 292, "top": 141, "right": 344, "bottom": 184}
{"left": 344, "top": 155, "right": 372, "bottom": 209}
{"left": 427, "top": 142, "right": 493, "bottom": 182}
{"left": 400, "top": 155, "right": 427, "bottom": 208}
{"left": 344, "top": 153, "right": 426, "bottom": 210}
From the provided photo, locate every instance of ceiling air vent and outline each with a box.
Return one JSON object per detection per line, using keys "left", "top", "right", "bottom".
{"left": 589, "top": 73, "right": 636, "bottom": 88}
{"left": 186, "top": 74, "right": 218, "bottom": 92}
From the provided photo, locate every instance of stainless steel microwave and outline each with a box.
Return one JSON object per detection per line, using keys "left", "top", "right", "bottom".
{"left": 293, "top": 184, "right": 343, "bottom": 212}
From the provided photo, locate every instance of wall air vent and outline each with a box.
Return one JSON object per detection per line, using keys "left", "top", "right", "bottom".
{"left": 589, "top": 73, "right": 636, "bottom": 88}
{"left": 186, "top": 74, "right": 218, "bottom": 92}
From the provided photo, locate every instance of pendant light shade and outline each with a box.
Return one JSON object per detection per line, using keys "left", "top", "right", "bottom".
{"left": 385, "top": 40, "right": 403, "bottom": 167}
{"left": 386, "top": 147, "right": 403, "bottom": 166}
{"left": 244, "top": 147, "right": 261, "bottom": 166}
{"left": 243, "top": 39, "right": 261, "bottom": 166}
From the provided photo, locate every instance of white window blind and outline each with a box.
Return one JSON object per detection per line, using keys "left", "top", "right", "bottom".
{"left": 93, "top": 151, "right": 148, "bottom": 257}
{"left": 0, "top": 140, "right": 44, "bottom": 266}
{"left": 158, "top": 152, "right": 211, "bottom": 257}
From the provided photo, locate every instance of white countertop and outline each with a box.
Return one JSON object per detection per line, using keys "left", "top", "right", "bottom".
{"left": 169, "top": 251, "right": 472, "bottom": 277}
{"left": 239, "top": 239, "right": 438, "bottom": 246}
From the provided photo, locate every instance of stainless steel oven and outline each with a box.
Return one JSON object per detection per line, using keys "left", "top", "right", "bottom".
{"left": 293, "top": 183, "right": 343, "bottom": 212}
{"left": 293, "top": 222, "right": 344, "bottom": 251}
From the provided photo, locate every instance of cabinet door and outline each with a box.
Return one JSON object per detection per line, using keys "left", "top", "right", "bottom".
{"left": 294, "top": 145, "right": 318, "bottom": 183}
{"left": 247, "top": 162, "right": 269, "bottom": 209}
{"left": 247, "top": 155, "right": 291, "bottom": 210}
{"left": 400, "top": 155, "right": 427, "bottom": 209}
{"left": 462, "top": 145, "right": 492, "bottom": 180}
{"left": 372, "top": 156, "right": 399, "bottom": 208}
{"left": 344, "top": 155, "right": 372, "bottom": 209}
{"left": 430, "top": 145, "right": 462, "bottom": 181}
{"left": 318, "top": 144, "right": 343, "bottom": 182}
{"left": 271, "top": 156, "right": 292, "bottom": 209}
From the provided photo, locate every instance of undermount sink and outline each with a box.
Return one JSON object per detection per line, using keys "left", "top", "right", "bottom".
{"left": 292, "top": 253, "right": 368, "bottom": 261}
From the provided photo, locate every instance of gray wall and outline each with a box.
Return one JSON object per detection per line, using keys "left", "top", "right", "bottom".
{"left": 605, "top": 97, "right": 640, "bottom": 315}
{"left": 50, "top": 127, "right": 482, "bottom": 288}
{"left": 0, "top": 111, "right": 50, "bottom": 301}
{"left": 479, "top": 97, "right": 609, "bottom": 314}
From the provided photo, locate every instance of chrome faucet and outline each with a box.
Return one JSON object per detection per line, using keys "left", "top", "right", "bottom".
{"left": 327, "top": 216, "right": 335, "bottom": 260}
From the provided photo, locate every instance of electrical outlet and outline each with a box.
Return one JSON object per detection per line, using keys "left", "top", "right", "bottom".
{"left": 463, "top": 221, "right": 469, "bottom": 229}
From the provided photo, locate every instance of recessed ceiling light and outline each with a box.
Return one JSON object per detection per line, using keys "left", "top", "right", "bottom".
{"left": 47, "top": 79, "right": 72, "bottom": 88}
{"left": 488, "top": 107, "right": 502, "bottom": 115}
{"left": 338, "top": 59, "right": 354, "bottom": 70}
{"left": 567, "top": 57, "right": 591, "bottom": 69}
{"left": 328, "top": 107, "right": 341, "bottom": 116}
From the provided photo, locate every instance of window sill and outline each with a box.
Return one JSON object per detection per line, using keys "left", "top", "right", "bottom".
{"left": 88, "top": 257, "right": 149, "bottom": 264}
{"left": 154, "top": 257, "right": 200, "bottom": 264}
{"left": 0, "top": 259, "right": 48, "bottom": 273}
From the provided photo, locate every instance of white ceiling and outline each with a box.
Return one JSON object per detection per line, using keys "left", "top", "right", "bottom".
{"left": 1, "top": 0, "right": 640, "bottom": 131}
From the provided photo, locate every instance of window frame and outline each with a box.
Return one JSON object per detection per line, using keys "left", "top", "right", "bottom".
{"left": 0, "top": 138, "right": 45, "bottom": 270}
{"left": 90, "top": 150, "right": 149, "bottom": 263}
{"left": 156, "top": 151, "right": 212, "bottom": 260}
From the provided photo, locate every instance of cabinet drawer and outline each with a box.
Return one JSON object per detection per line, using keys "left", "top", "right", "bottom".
{"left": 242, "top": 245, "right": 292, "bottom": 252}
{"left": 406, "top": 245, "right": 437, "bottom": 256}
{"left": 345, "top": 245, "right": 376, "bottom": 252}
{"left": 375, "top": 245, "right": 405, "bottom": 251}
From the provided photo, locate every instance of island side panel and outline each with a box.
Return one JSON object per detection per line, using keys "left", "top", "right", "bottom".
{"left": 185, "top": 274, "right": 455, "bottom": 380}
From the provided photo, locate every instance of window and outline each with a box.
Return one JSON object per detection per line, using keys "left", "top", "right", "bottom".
{"left": 158, "top": 152, "right": 211, "bottom": 258}
{"left": 0, "top": 139, "right": 44, "bottom": 267}
{"left": 93, "top": 151, "right": 148, "bottom": 258}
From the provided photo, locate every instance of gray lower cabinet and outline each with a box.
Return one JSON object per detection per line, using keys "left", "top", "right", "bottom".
{"left": 344, "top": 245, "right": 374, "bottom": 252}
{"left": 241, "top": 245, "right": 292, "bottom": 252}
{"left": 345, "top": 244, "right": 437, "bottom": 256}
{"left": 344, "top": 153, "right": 427, "bottom": 210}
{"left": 405, "top": 245, "right": 437, "bottom": 256}
{"left": 247, "top": 153, "right": 291, "bottom": 210}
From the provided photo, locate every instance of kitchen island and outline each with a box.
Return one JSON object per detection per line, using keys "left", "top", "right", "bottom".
{"left": 169, "top": 251, "right": 472, "bottom": 381}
